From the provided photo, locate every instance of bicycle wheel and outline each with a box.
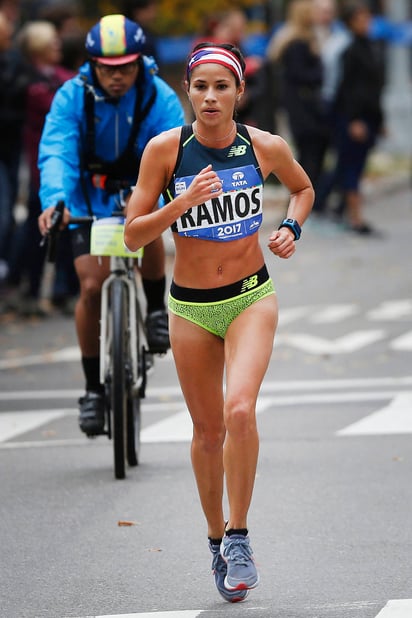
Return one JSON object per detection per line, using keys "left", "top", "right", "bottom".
{"left": 110, "top": 278, "right": 128, "bottom": 480}
{"left": 127, "top": 391, "right": 141, "bottom": 466}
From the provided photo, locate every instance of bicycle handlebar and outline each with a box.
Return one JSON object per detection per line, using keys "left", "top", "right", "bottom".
{"left": 43, "top": 200, "right": 128, "bottom": 263}
{"left": 43, "top": 200, "right": 65, "bottom": 263}
{"left": 42, "top": 201, "right": 95, "bottom": 263}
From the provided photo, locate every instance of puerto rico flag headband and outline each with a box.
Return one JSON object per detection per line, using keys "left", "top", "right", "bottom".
{"left": 186, "top": 46, "right": 244, "bottom": 83}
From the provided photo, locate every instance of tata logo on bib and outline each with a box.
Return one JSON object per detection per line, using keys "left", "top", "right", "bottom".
{"left": 231, "top": 170, "right": 247, "bottom": 188}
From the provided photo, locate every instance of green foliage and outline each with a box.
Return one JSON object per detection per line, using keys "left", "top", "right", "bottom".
{"left": 86, "top": 0, "right": 268, "bottom": 35}
{"left": 155, "top": 0, "right": 241, "bottom": 35}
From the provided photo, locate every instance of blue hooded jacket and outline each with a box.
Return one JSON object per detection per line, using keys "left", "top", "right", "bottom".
{"left": 39, "top": 57, "right": 185, "bottom": 218}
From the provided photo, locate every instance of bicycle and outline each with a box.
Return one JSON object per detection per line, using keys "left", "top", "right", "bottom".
{"left": 45, "top": 198, "right": 150, "bottom": 480}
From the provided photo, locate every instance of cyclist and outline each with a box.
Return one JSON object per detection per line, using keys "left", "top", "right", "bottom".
{"left": 38, "top": 14, "right": 185, "bottom": 436}
{"left": 125, "top": 43, "right": 313, "bottom": 601}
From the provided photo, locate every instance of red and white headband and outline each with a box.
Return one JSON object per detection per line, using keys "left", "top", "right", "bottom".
{"left": 186, "top": 46, "right": 244, "bottom": 83}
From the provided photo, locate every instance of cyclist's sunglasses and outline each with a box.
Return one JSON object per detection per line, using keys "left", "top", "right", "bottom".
{"left": 93, "top": 61, "right": 139, "bottom": 76}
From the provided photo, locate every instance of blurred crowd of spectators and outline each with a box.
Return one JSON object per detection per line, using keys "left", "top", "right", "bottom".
{"left": 0, "top": 0, "right": 388, "bottom": 318}
{"left": 0, "top": 0, "right": 86, "bottom": 317}
{"left": 267, "top": 0, "right": 386, "bottom": 234}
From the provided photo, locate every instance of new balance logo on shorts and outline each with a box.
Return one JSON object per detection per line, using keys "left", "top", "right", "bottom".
{"left": 240, "top": 274, "right": 258, "bottom": 293}
{"left": 227, "top": 145, "right": 247, "bottom": 157}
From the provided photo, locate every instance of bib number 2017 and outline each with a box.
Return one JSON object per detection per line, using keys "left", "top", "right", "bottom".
{"left": 217, "top": 223, "right": 241, "bottom": 238}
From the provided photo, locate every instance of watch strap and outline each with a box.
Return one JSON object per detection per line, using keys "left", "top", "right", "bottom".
{"left": 278, "top": 218, "right": 301, "bottom": 241}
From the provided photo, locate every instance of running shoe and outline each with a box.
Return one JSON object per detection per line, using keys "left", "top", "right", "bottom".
{"left": 78, "top": 391, "right": 105, "bottom": 436}
{"left": 209, "top": 541, "right": 248, "bottom": 603}
{"left": 220, "top": 534, "right": 259, "bottom": 590}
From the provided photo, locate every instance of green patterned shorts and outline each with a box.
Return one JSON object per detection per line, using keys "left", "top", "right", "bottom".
{"left": 168, "top": 265, "right": 275, "bottom": 339}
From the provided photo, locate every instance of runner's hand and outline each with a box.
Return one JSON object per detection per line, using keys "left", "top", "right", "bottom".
{"left": 180, "top": 164, "right": 223, "bottom": 210}
{"left": 268, "top": 228, "right": 296, "bottom": 259}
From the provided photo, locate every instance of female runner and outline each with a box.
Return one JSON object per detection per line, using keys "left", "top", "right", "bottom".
{"left": 125, "top": 42, "right": 314, "bottom": 602}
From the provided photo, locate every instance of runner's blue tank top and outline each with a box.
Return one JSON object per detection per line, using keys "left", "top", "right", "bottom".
{"left": 163, "top": 124, "right": 264, "bottom": 242}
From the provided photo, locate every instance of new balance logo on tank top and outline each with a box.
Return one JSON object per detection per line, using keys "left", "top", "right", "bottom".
{"left": 163, "top": 124, "right": 264, "bottom": 242}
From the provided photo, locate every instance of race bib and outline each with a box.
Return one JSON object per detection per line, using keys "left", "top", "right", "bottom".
{"left": 173, "top": 164, "right": 263, "bottom": 241}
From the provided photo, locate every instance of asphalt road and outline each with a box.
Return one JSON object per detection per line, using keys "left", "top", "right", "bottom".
{"left": 0, "top": 181, "right": 411, "bottom": 618}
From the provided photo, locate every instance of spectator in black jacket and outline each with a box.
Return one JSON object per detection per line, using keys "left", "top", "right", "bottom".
{"left": 0, "top": 11, "right": 29, "bottom": 290}
{"left": 332, "top": 1, "right": 385, "bottom": 234}
{"left": 6, "top": 20, "right": 77, "bottom": 317}
{"left": 267, "top": 0, "right": 330, "bottom": 207}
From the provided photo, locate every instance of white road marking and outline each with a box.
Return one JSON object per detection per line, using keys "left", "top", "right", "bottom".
{"left": 0, "top": 438, "right": 96, "bottom": 449}
{"left": 2, "top": 389, "right": 412, "bottom": 449}
{"left": 0, "top": 346, "right": 80, "bottom": 369}
{"left": 67, "top": 599, "right": 412, "bottom": 618}
{"left": 0, "top": 409, "right": 69, "bottom": 442}
{"left": 1, "top": 324, "right": 412, "bottom": 373}
{"left": 275, "top": 330, "right": 385, "bottom": 354}
{"left": 0, "top": 347, "right": 175, "bottom": 370}
{"left": 310, "top": 304, "right": 358, "bottom": 323}
{"left": 1, "top": 298, "right": 411, "bottom": 372}
{"left": 141, "top": 410, "right": 190, "bottom": 443}
{"left": 0, "top": 402, "right": 185, "bottom": 444}
{"left": 141, "top": 397, "right": 274, "bottom": 443}
{"left": 375, "top": 599, "right": 412, "bottom": 617}
{"left": 0, "top": 390, "right": 83, "bottom": 401}
{"left": 390, "top": 330, "right": 412, "bottom": 350}
{"left": 278, "top": 306, "right": 310, "bottom": 325}
{"left": 367, "top": 299, "right": 412, "bottom": 321}
{"left": 259, "top": 376, "right": 412, "bottom": 392}
{"left": 70, "top": 612, "right": 203, "bottom": 618}
{"left": 1, "top": 376, "right": 412, "bottom": 401}
{"left": 337, "top": 393, "right": 412, "bottom": 436}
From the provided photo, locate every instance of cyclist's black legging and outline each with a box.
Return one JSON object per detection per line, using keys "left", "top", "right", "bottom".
{"left": 70, "top": 225, "right": 92, "bottom": 259}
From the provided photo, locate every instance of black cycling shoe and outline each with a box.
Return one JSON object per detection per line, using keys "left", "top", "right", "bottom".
{"left": 78, "top": 391, "right": 105, "bottom": 436}
{"left": 145, "top": 309, "right": 170, "bottom": 354}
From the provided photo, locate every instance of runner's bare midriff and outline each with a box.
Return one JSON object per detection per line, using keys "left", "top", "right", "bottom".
{"left": 172, "top": 232, "right": 265, "bottom": 289}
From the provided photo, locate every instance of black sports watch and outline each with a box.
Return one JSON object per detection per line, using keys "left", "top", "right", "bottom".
{"left": 278, "top": 218, "right": 301, "bottom": 241}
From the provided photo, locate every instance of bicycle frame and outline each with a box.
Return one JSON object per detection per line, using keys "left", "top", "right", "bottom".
{"left": 45, "top": 203, "right": 146, "bottom": 478}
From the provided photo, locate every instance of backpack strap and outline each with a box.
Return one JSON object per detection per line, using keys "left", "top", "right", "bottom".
{"left": 124, "top": 76, "right": 157, "bottom": 154}
{"left": 79, "top": 65, "right": 158, "bottom": 213}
